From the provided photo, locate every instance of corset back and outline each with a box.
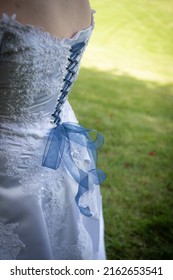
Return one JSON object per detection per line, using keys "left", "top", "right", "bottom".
{"left": 0, "top": 13, "right": 93, "bottom": 129}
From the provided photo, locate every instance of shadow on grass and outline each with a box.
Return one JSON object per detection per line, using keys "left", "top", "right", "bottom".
{"left": 70, "top": 67, "right": 173, "bottom": 260}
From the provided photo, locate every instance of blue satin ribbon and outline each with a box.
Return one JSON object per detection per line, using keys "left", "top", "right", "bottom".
{"left": 42, "top": 122, "right": 106, "bottom": 217}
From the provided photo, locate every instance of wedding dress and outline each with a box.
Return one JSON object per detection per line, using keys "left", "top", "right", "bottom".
{"left": 0, "top": 11, "right": 106, "bottom": 260}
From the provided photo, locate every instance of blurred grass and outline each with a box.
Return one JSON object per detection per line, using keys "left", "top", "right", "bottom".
{"left": 69, "top": 0, "right": 173, "bottom": 259}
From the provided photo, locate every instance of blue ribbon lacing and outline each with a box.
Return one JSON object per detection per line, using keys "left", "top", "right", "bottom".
{"left": 42, "top": 42, "right": 106, "bottom": 217}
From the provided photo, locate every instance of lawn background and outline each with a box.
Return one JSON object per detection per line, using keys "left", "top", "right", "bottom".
{"left": 69, "top": 0, "right": 173, "bottom": 259}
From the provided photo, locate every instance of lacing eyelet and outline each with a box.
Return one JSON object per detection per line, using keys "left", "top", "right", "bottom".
{"left": 52, "top": 41, "right": 85, "bottom": 125}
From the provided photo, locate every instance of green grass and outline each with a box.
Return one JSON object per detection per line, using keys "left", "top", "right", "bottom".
{"left": 83, "top": 0, "right": 173, "bottom": 83}
{"left": 69, "top": 0, "right": 173, "bottom": 259}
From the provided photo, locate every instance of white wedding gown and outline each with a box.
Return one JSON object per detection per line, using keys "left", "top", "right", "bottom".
{"left": 0, "top": 11, "right": 106, "bottom": 260}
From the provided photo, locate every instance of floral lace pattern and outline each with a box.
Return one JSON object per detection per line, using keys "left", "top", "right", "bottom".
{"left": 46, "top": 218, "right": 93, "bottom": 260}
{"left": 0, "top": 223, "right": 25, "bottom": 260}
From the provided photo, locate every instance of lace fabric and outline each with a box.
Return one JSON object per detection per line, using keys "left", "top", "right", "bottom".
{"left": 0, "top": 12, "right": 105, "bottom": 260}
{"left": 0, "top": 223, "right": 25, "bottom": 260}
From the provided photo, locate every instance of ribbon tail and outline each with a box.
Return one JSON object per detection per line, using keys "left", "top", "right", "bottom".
{"left": 42, "top": 125, "right": 65, "bottom": 169}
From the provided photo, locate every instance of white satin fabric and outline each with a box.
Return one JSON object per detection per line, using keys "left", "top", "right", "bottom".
{"left": 0, "top": 12, "right": 106, "bottom": 260}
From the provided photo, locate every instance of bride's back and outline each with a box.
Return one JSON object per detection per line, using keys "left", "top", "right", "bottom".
{"left": 0, "top": 0, "right": 92, "bottom": 38}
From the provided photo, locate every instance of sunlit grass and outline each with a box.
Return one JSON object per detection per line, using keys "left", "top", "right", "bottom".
{"left": 82, "top": 0, "right": 173, "bottom": 83}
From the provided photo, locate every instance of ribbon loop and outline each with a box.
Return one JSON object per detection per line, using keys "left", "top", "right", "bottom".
{"left": 42, "top": 122, "right": 106, "bottom": 216}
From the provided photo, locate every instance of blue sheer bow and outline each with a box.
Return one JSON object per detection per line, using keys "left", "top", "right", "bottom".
{"left": 42, "top": 122, "right": 106, "bottom": 216}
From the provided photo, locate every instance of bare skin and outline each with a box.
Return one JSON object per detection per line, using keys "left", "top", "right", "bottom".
{"left": 0, "top": 0, "right": 92, "bottom": 38}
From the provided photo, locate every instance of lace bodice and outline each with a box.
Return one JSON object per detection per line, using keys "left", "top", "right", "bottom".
{"left": 0, "top": 13, "right": 93, "bottom": 127}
